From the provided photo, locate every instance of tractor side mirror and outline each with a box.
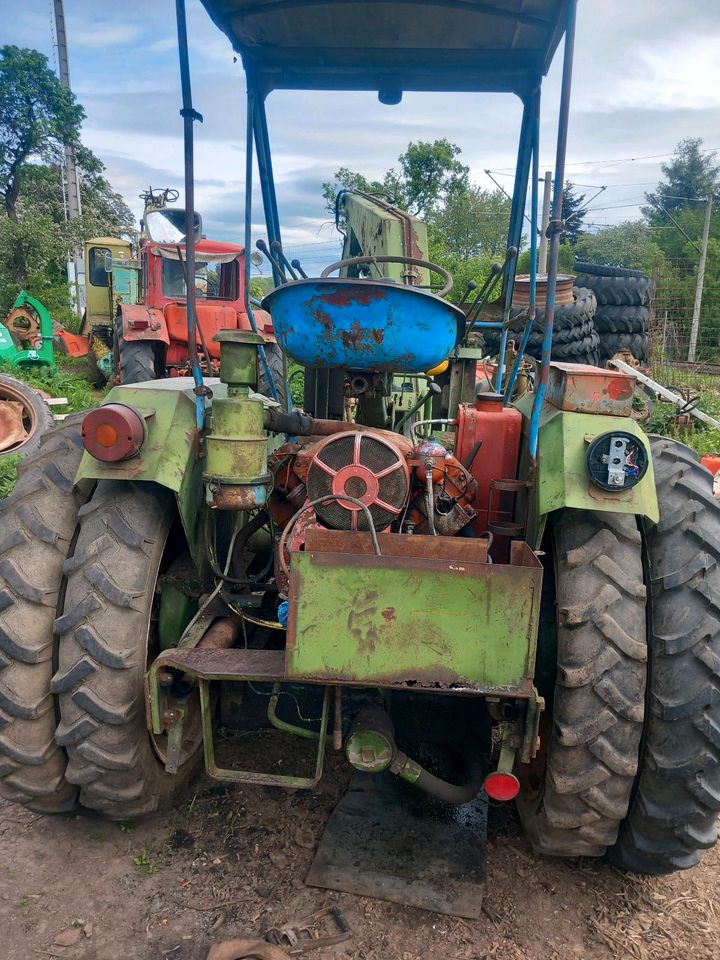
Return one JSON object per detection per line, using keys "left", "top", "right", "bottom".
{"left": 192, "top": 212, "right": 203, "bottom": 244}
{"left": 104, "top": 252, "right": 113, "bottom": 273}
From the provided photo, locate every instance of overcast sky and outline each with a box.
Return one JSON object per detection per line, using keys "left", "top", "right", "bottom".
{"left": 4, "top": 1, "right": 720, "bottom": 272}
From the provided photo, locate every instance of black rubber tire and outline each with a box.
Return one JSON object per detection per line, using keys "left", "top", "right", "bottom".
{"left": 257, "top": 341, "right": 287, "bottom": 409}
{"left": 574, "top": 274, "right": 654, "bottom": 307}
{"left": 574, "top": 261, "right": 646, "bottom": 280}
{"left": 609, "top": 439, "right": 720, "bottom": 874}
{"left": 598, "top": 332, "right": 649, "bottom": 364}
{"left": 0, "top": 374, "right": 53, "bottom": 462}
{"left": 509, "top": 287, "right": 597, "bottom": 333}
{"left": 517, "top": 510, "right": 647, "bottom": 857}
{"left": 0, "top": 417, "right": 89, "bottom": 812}
{"left": 115, "top": 315, "right": 157, "bottom": 385}
{"left": 594, "top": 306, "right": 650, "bottom": 335}
{"left": 552, "top": 331, "right": 601, "bottom": 360}
{"left": 52, "top": 481, "right": 201, "bottom": 818}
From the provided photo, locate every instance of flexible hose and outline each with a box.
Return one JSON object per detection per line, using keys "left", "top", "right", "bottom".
{"left": 278, "top": 494, "right": 382, "bottom": 580}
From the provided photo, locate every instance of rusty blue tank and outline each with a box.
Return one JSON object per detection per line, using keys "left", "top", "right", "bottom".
{"left": 263, "top": 279, "right": 463, "bottom": 373}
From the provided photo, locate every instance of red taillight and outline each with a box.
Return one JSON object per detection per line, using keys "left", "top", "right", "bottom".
{"left": 483, "top": 771, "right": 520, "bottom": 802}
{"left": 82, "top": 404, "right": 145, "bottom": 462}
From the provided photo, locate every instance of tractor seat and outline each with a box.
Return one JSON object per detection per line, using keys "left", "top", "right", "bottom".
{"left": 263, "top": 278, "right": 463, "bottom": 373}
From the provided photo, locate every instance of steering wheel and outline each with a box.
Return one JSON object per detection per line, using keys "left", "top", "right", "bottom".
{"left": 320, "top": 255, "right": 453, "bottom": 298}
{"left": 164, "top": 188, "right": 180, "bottom": 203}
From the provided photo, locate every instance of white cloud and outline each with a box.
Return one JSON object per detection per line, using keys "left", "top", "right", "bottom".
{"left": 579, "top": 33, "right": 720, "bottom": 114}
{"left": 71, "top": 24, "right": 142, "bottom": 48}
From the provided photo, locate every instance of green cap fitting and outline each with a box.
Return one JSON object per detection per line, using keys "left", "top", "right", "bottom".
{"left": 214, "top": 330, "right": 266, "bottom": 389}
{"left": 345, "top": 728, "right": 394, "bottom": 774}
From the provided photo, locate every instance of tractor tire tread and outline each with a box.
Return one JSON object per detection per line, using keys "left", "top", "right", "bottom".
{"left": 519, "top": 511, "right": 646, "bottom": 858}
{"left": 574, "top": 261, "right": 647, "bottom": 279}
{"left": 609, "top": 438, "right": 720, "bottom": 874}
{"left": 54, "top": 481, "right": 199, "bottom": 818}
{"left": 0, "top": 417, "right": 88, "bottom": 812}
{"left": 258, "top": 342, "right": 287, "bottom": 408}
{"left": 574, "top": 274, "right": 655, "bottom": 307}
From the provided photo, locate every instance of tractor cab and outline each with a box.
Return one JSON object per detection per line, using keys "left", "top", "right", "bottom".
{"left": 83, "top": 188, "right": 275, "bottom": 385}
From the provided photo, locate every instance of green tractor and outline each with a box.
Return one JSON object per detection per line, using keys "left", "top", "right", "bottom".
{"left": 0, "top": 0, "right": 718, "bottom": 889}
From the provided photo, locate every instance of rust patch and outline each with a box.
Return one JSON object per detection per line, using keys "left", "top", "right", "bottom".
{"left": 320, "top": 287, "right": 387, "bottom": 307}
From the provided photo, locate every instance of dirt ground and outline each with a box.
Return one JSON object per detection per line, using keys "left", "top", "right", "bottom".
{"left": 1, "top": 739, "right": 718, "bottom": 960}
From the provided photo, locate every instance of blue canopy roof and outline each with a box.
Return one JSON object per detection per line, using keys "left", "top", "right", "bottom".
{"left": 200, "top": 1, "right": 570, "bottom": 96}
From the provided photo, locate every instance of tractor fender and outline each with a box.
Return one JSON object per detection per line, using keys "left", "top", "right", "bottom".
{"left": 520, "top": 403, "right": 659, "bottom": 542}
{"left": 250, "top": 307, "right": 276, "bottom": 343}
{"left": 74, "top": 378, "right": 222, "bottom": 571}
{"left": 119, "top": 303, "right": 169, "bottom": 344}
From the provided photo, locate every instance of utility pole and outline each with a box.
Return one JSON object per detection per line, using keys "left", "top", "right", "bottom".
{"left": 538, "top": 170, "right": 552, "bottom": 275}
{"left": 688, "top": 196, "right": 713, "bottom": 363}
{"left": 52, "top": 0, "right": 84, "bottom": 315}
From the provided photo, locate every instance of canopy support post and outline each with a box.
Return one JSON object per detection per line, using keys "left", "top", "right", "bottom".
{"left": 528, "top": 0, "right": 578, "bottom": 459}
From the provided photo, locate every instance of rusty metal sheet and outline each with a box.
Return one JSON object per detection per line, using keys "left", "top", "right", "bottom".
{"left": 307, "top": 773, "right": 487, "bottom": 919}
{"left": 286, "top": 544, "right": 542, "bottom": 695}
{"left": 0, "top": 400, "right": 28, "bottom": 452}
{"left": 303, "top": 528, "right": 488, "bottom": 563}
{"left": 545, "top": 362, "right": 635, "bottom": 416}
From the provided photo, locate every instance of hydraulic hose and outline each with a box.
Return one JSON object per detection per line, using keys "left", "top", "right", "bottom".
{"left": 390, "top": 750, "right": 484, "bottom": 805}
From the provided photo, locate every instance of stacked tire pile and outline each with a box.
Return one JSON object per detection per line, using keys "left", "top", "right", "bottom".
{"left": 574, "top": 262, "right": 654, "bottom": 365}
{"left": 484, "top": 286, "right": 600, "bottom": 366}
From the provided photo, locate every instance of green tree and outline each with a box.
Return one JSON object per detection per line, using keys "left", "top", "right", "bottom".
{"left": 0, "top": 45, "right": 84, "bottom": 221}
{"left": 643, "top": 138, "right": 720, "bottom": 222}
{"left": 426, "top": 186, "right": 510, "bottom": 260}
{"left": 322, "top": 138, "right": 469, "bottom": 218}
{"left": 0, "top": 46, "right": 134, "bottom": 323}
{"left": 561, "top": 181, "right": 587, "bottom": 244}
{"left": 19, "top": 147, "right": 135, "bottom": 239}
{"left": 574, "top": 221, "right": 665, "bottom": 273}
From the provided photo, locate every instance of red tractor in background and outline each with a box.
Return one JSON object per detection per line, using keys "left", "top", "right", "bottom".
{"left": 84, "top": 187, "right": 281, "bottom": 392}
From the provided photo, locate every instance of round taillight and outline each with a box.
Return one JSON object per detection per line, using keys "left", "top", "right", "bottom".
{"left": 82, "top": 404, "right": 145, "bottom": 462}
{"left": 483, "top": 771, "right": 520, "bottom": 802}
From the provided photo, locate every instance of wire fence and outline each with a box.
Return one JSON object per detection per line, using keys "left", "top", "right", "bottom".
{"left": 648, "top": 256, "right": 720, "bottom": 393}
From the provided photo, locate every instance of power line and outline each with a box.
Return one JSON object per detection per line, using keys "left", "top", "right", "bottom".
{"left": 492, "top": 146, "right": 720, "bottom": 174}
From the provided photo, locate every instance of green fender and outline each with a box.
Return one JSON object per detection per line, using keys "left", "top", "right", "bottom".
{"left": 516, "top": 397, "right": 659, "bottom": 546}
{"left": 75, "top": 378, "right": 221, "bottom": 567}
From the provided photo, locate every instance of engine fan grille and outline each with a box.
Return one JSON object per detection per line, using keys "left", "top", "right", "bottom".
{"left": 306, "top": 432, "right": 410, "bottom": 531}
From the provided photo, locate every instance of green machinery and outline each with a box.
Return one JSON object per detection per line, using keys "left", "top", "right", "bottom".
{"left": 0, "top": 291, "right": 56, "bottom": 370}
{"left": 0, "top": 0, "right": 719, "bottom": 895}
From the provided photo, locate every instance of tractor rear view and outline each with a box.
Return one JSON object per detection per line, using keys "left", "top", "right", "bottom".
{"left": 0, "top": 0, "right": 718, "bottom": 897}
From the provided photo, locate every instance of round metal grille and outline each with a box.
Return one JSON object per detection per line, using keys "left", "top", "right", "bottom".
{"left": 306, "top": 431, "right": 410, "bottom": 531}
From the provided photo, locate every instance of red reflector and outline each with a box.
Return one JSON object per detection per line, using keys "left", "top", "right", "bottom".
{"left": 129, "top": 318, "right": 149, "bottom": 329}
{"left": 483, "top": 771, "right": 520, "bottom": 802}
{"left": 82, "top": 404, "right": 145, "bottom": 462}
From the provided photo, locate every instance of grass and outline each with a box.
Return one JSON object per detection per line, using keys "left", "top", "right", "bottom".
{"left": 0, "top": 453, "right": 20, "bottom": 498}
{"left": 0, "top": 355, "right": 103, "bottom": 414}
{"left": 644, "top": 384, "right": 720, "bottom": 458}
{"left": 132, "top": 844, "right": 159, "bottom": 875}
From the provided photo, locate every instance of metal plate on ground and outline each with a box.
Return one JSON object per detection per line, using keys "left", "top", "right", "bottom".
{"left": 306, "top": 773, "right": 487, "bottom": 919}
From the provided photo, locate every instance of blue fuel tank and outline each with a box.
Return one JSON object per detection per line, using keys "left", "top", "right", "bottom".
{"left": 263, "top": 278, "right": 463, "bottom": 373}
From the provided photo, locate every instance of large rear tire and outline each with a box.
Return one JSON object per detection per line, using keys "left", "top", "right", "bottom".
{"left": 115, "top": 315, "right": 157, "bottom": 385}
{"left": 53, "top": 481, "right": 201, "bottom": 818}
{"left": 517, "top": 510, "right": 647, "bottom": 856}
{"left": 609, "top": 438, "right": 720, "bottom": 873}
{"left": 0, "top": 417, "right": 88, "bottom": 812}
{"left": 258, "top": 341, "right": 287, "bottom": 409}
